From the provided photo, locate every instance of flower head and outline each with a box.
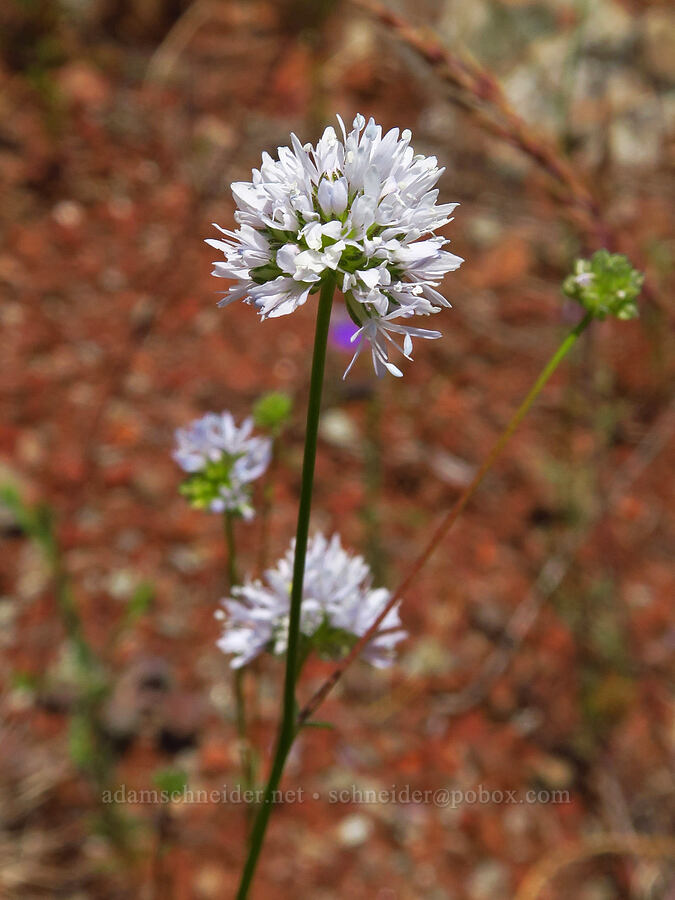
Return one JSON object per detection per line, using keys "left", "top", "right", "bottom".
{"left": 216, "top": 533, "right": 406, "bottom": 668}
{"left": 562, "top": 250, "right": 643, "bottom": 321}
{"left": 208, "top": 114, "right": 463, "bottom": 378}
{"left": 173, "top": 411, "right": 271, "bottom": 518}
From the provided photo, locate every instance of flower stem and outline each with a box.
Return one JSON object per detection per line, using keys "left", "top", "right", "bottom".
{"left": 297, "top": 312, "right": 594, "bottom": 726}
{"left": 224, "top": 511, "right": 239, "bottom": 589}
{"left": 224, "top": 513, "right": 255, "bottom": 815}
{"left": 235, "top": 275, "right": 336, "bottom": 899}
{"left": 362, "top": 388, "right": 386, "bottom": 583}
{"left": 257, "top": 436, "right": 279, "bottom": 573}
{"left": 234, "top": 667, "right": 256, "bottom": 814}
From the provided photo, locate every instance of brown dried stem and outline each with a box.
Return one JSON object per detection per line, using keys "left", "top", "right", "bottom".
{"left": 351, "top": 0, "right": 611, "bottom": 249}
{"left": 514, "top": 833, "right": 675, "bottom": 900}
{"left": 297, "top": 313, "right": 593, "bottom": 727}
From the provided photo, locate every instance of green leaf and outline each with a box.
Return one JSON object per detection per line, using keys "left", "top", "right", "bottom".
{"left": 0, "top": 484, "right": 57, "bottom": 556}
{"left": 11, "top": 670, "right": 40, "bottom": 692}
{"left": 0, "top": 484, "right": 31, "bottom": 533}
{"left": 125, "top": 581, "right": 155, "bottom": 623}
{"left": 301, "top": 719, "right": 335, "bottom": 730}
{"left": 153, "top": 767, "right": 188, "bottom": 797}
{"left": 69, "top": 714, "right": 96, "bottom": 768}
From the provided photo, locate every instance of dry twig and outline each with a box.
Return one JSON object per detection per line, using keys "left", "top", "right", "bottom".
{"left": 350, "top": 0, "right": 611, "bottom": 247}
{"left": 514, "top": 833, "right": 675, "bottom": 900}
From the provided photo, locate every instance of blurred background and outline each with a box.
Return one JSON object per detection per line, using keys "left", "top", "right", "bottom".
{"left": 0, "top": 0, "right": 673, "bottom": 897}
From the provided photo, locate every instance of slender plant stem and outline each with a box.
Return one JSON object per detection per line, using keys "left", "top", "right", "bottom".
{"left": 362, "top": 388, "right": 386, "bottom": 583}
{"left": 235, "top": 276, "right": 336, "bottom": 899}
{"left": 224, "top": 511, "right": 257, "bottom": 810}
{"left": 297, "top": 312, "right": 594, "bottom": 726}
{"left": 224, "top": 511, "right": 239, "bottom": 589}
{"left": 257, "top": 437, "right": 279, "bottom": 573}
{"left": 234, "top": 667, "right": 256, "bottom": 808}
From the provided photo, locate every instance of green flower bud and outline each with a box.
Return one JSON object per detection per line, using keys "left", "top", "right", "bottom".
{"left": 253, "top": 392, "right": 293, "bottom": 433}
{"left": 562, "top": 250, "right": 643, "bottom": 321}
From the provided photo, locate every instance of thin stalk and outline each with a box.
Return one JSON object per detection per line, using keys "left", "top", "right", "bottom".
{"left": 298, "top": 312, "right": 594, "bottom": 726}
{"left": 48, "top": 526, "right": 129, "bottom": 851}
{"left": 351, "top": 0, "right": 609, "bottom": 248}
{"left": 224, "top": 511, "right": 239, "bottom": 589}
{"left": 257, "top": 437, "right": 279, "bottom": 573}
{"left": 234, "top": 668, "right": 255, "bottom": 809}
{"left": 235, "top": 275, "right": 336, "bottom": 899}
{"left": 362, "top": 388, "right": 386, "bottom": 583}
{"left": 224, "top": 512, "right": 255, "bottom": 809}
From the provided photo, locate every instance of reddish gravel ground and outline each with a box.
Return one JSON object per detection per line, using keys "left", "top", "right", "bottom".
{"left": 1, "top": 1, "right": 674, "bottom": 897}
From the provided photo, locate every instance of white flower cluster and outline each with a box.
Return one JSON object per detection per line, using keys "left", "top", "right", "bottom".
{"left": 173, "top": 412, "right": 271, "bottom": 518}
{"left": 216, "top": 533, "right": 406, "bottom": 668}
{"left": 208, "top": 114, "right": 463, "bottom": 377}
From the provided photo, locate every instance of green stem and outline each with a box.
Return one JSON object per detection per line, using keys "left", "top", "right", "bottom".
{"left": 472, "top": 312, "right": 594, "bottom": 484}
{"left": 234, "top": 667, "right": 256, "bottom": 807}
{"left": 297, "top": 312, "right": 594, "bottom": 727}
{"left": 224, "top": 511, "right": 239, "bottom": 590}
{"left": 257, "top": 437, "right": 279, "bottom": 573}
{"left": 235, "top": 275, "right": 336, "bottom": 899}
{"left": 362, "top": 388, "right": 386, "bottom": 583}
{"left": 224, "top": 512, "right": 256, "bottom": 810}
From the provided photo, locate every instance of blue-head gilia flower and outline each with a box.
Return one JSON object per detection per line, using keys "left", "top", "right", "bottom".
{"left": 216, "top": 533, "right": 407, "bottom": 668}
{"left": 173, "top": 412, "right": 271, "bottom": 519}
{"left": 208, "top": 114, "right": 463, "bottom": 378}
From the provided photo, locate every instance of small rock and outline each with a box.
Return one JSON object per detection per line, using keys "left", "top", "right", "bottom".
{"left": 194, "top": 115, "right": 236, "bottom": 149}
{"left": 579, "top": 877, "right": 621, "bottom": 900}
{"left": 52, "top": 200, "right": 84, "bottom": 228}
{"left": 467, "top": 213, "right": 503, "bottom": 249}
{"left": 168, "top": 545, "right": 207, "bottom": 574}
{"left": 429, "top": 449, "right": 474, "bottom": 487}
{"left": 510, "top": 707, "right": 544, "bottom": 736}
{"left": 319, "top": 408, "right": 359, "bottom": 450}
{"left": 529, "top": 753, "right": 575, "bottom": 789}
{"left": 610, "top": 105, "right": 663, "bottom": 167}
{"left": 199, "top": 739, "right": 232, "bottom": 774}
{"left": 643, "top": 9, "right": 675, "bottom": 82}
{"left": 468, "top": 861, "right": 510, "bottom": 900}
{"left": 336, "top": 813, "right": 374, "bottom": 848}
{"left": 106, "top": 569, "right": 135, "bottom": 600}
{"left": 102, "top": 657, "right": 173, "bottom": 746}
{"left": 158, "top": 691, "right": 205, "bottom": 754}
{"left": 194, "top": 865, "right": 227, "bottom": 898}
{"left": 402, "top": 637, "right": 455, "bottom": 677}
{"left": 583, "top": 2, "right": 634, "bottom": 54}
{"left": 56, "top": 61, "right": 110, "bottom": 108}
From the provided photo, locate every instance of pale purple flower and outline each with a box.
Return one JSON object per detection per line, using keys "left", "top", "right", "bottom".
{"left": 216, "top": 533, "right": 406, "bottom": 668}
{"left": 173, "top": 411, "right": 271, "bottom": 518}
{"left": 208, "top": 114, "right": 463, "bottom": 378}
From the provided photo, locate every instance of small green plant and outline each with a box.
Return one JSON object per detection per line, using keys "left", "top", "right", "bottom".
{"left": 153, "top": 767, "right": 188, "bottom": 799}
{"left": 1, "top": 485, "right": 150, "bottom": 855}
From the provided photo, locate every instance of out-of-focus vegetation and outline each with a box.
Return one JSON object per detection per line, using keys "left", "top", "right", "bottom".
{"left": 1, "top": 0, "right": 673, "bottom": 896}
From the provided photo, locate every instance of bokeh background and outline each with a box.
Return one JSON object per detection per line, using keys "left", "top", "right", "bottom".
{"left": 1, "top": 0, "right": 673, "bottom": 897}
